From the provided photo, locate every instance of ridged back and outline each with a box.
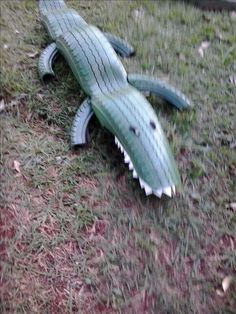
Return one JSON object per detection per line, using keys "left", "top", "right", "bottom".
{"left": 41, "top": 8, "right": 87, "bottom": 40}
{"left": 39, "top": 0, "right": 67, "bottom": 16}
{"left": 39, "top": 0, "right": 87, "bottom": 40}
{"left": 39, "top": 0, "right": 127, "bottom": 96}
{"left": 56, "top": 25, "right": 128, "bottom": 96}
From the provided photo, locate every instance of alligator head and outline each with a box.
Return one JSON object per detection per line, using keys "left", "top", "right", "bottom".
{"left": 91, "top": 86, "right": 181, "bottom": 198}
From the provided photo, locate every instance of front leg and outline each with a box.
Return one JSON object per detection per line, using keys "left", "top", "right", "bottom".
{"left": 38, "top": 46, "right": 94, "bottom": 146}
{"left": 127, "top": 74, "right": 193, "bottom": 110}
{"left": 103, "top": 32, "right": 135, "bottom": 57}
{"left": 71, "top": 99, "right": 94, "bottom": 146}
{"left": 38, "top": 43, "right": 58, "bottom": 80}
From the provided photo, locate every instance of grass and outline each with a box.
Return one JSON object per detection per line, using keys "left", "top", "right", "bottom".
{"left": 1, "top": 0, "right": 236, "bottom": 313}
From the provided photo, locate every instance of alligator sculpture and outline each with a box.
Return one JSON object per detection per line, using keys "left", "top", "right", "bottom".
{"left": 38, "top": 0, "right": 192, "bottom": 198}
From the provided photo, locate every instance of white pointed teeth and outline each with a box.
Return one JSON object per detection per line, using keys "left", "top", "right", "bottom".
{"left": 115, "top": 136, "right": 121, "bottom": 149}
{"left": 172, "top": 185, "right": 176, "bottom": 195}
{"left": 115, "top": 136, "right": 136, "bottom": 176}
{"left": 124, "top": 153, "right": 130, "bottom": 164}
{"left": 133, "top": 170, "right": 138, "bottom": 178}
{"left": 139, "top": 179, "right": 153, "bottom": 196}
{"left": 139, "top": 178, "right": 145, "bottom": 189}
{"left": 114, "top": 137, "right": 176, "bottom": 198}
{"left": 154, "top": 188, "right": 163, "bottom": 198}
{"left": 154, "top": 186, "right": 175, "bottom": 198}
{"left": 144, "top": 185, "right": 152, "bottom": 196}
{"left": 163, "top": 186, "right": 172, "bottom": 197}
{"left": 115, "top": 136, "right": 123, "bottom": 152}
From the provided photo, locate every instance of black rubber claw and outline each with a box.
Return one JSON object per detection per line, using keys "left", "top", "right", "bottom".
{"left": 38, "top": 43, "right": 58, "bottom": 81}
{"left": 71, "top": 99, "right": 94, "bottom": 146}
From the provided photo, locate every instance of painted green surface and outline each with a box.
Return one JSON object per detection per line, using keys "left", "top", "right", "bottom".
{"left": 38, "top": 0, "right": 193, "bottom": 197}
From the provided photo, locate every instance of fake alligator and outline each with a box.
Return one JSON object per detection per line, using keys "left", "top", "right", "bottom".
{"left": 38, "top": 0, "right": 193, "bottom": 198}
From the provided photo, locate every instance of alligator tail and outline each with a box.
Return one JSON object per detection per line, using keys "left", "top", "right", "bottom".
{"left": 39, "top": 0, "right": 67, "bottom": 17}
{"left": 39, "top": 0, "right": 87, "bottom": 41}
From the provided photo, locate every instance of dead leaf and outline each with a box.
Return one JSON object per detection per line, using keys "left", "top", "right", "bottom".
{"left": 229, "top": 75, "right": 236, "bottom": 85}
{"left": 36, "top": 93, "right": 44, "bottom": 101}
{"left": 229, "top": 203, "right": 236, "bottom": 211}
{"left": 198, "top": 48, "right": 204, "bottom": 58}
{"left": 216, "top": 275, "right": 234, "bottom": 297}
{"left": 13, "top": 160, "right": 21, "bottom": 173}
{"left": 198, "top": 41, "right": 210, "bottom": 57}
{"left": 55, "top": 156, "right": 62, "bottom": 162}
{"left": 88, "top": 222, "right": 96, "bottom": 234}
{"left": 216, "top": 289, "right": 225, "bottom": 297}
{"left": 0, "top": 99, "right": 5, "bottom": 112}
{"left": 191, "top": 191, "right": 201, "bottom": 201}
{"left": 215, "top": 29, "right": 223, "bottom": 41}
{"left": 27, "top": 51, "right": 39, "bottom": 58}
{"left": 222, "top": 275, "right": 233, "bottom": 292}
{"left": 230, "top": 141, "right": 236, "bottom": 149}
{"left": 133, "top": 8, "right": 145, "bottom": 22}
{"left": 201, "top": 41, "right": 210, "bottom": 49}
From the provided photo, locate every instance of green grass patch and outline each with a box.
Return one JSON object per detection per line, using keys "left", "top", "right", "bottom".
{"left": 1, "top": 0, "right": 235, "bottom": 313}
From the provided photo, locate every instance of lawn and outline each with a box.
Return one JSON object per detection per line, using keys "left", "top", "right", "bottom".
{"left": 1, "top": 0, "right": 236, "bottom": 313}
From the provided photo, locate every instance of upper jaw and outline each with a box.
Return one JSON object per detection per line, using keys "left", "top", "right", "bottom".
{"left": 114, "top": 136, "right": 176, "bottom": 198}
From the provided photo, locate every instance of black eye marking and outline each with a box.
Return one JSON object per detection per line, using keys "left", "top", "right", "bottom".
{"left": 129, "top": 126, "right": 140, "bottom": 136}
{"left": 150, "top": 121, "right": 156, "bottom": 130}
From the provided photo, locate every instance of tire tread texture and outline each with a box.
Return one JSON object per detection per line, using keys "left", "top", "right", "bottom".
{"left": 127, "top": 74, "right": 193, "bottom": 110}
{"left": 38, "top": 0, "right": 183, "bottom": 192}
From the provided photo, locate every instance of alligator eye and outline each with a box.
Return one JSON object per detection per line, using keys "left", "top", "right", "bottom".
{"left": 129, "top": 126, "right": 140, "bottom": 136}
{"left": 150, "top": 120, "right": 156, "bottom": 130}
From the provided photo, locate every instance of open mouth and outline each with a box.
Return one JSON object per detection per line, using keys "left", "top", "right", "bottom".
{"left": 114, "top": 137, "right": 176, "bottom": 198}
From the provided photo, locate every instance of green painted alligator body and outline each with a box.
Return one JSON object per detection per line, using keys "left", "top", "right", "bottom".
{"left": 38, "top": 0, "right": 193, "bottom": 198}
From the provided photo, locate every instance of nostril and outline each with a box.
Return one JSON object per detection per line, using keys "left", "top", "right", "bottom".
{"left": 129, "top": 126, "right": 140, "bottom": 136}
{"left": 150, "top": 120, "right": 156, "bottom": 130}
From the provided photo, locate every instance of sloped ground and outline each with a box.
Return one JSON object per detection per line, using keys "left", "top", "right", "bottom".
{"left": 1, "top": 1, "right": 236, "bottom": 313}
